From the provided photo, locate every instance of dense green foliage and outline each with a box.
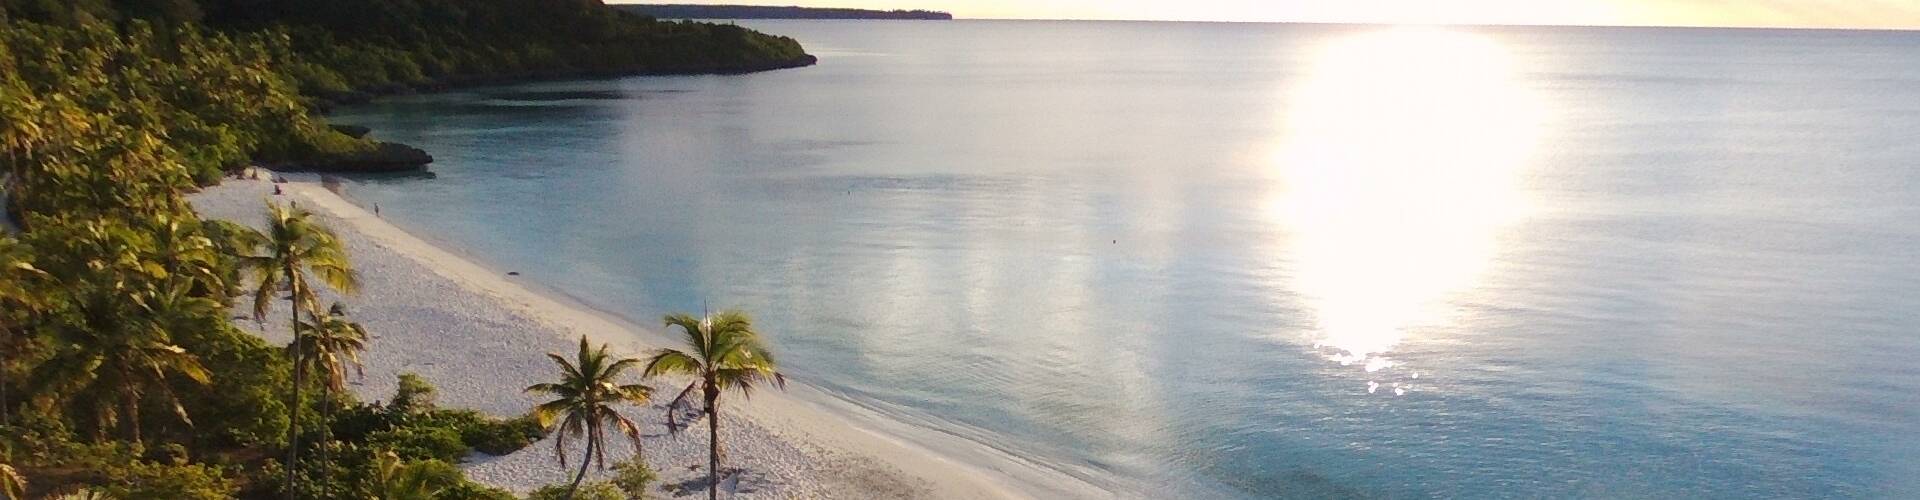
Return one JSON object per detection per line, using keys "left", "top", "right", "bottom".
{"left": 0, "top": 0, "right": 807, "bottom": 496}
{"left": 3, "top": 0, "right": 812, "bottom": 105}
{"left": 617, "top": 4, "right": 953, "bottom": 20}
{"left": 201, "top": 0, "right": 813, "bottom": 100}
{"left": 332, "top": 378, "right": 550, "bottom": 465}
{"left": 259, "top": 377, "right": 529, "bottom": 500}
{"left": 0, "top": 16, "right": 371, "bottom": 219}
{"left": 526, "top": 481, "right": 623, "bottom": 500}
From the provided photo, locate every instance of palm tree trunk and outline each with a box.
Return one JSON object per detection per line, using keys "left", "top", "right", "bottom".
{"left": 1, "top": 326, "right": 13, "bottom": 427}
{"left": 125, "top": 387, "right": 142, "bottom": 445}
{"left": 707, "top": 389, "right": 721, "bottom": 500}
{"left": 284, "top": 281, "right": 303, "bottom": 500}
{"left": 319, "top": 372, "right": 331, "bottom": 484}
{"left": 567, "top": 437, "right": 596, "bottom": 500}
{"left": 1, "top": 352, "right": 10, "bottom": 427}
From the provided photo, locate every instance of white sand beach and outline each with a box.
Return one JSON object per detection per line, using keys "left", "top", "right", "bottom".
{"left": 189, "top": 174, "right": 1104, "bottom": 499}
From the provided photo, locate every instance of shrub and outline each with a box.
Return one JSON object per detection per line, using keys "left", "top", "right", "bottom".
{"left": 610, "top": 460, "right": 657, "bottom": 499}
{"left": 328, "top": 376, "right": 543, "bottom": 463}
{"left": 280, "top": 443, "right": 377, "bottom": 500}
{"left": 527, "top": 482, "right": 624, "bottom": 500}
{"left": 99, "top": 461, "right": 237, "bottom": 500}
{"left": 434, "top": 481, "right": 518, "bottom": 500}
{"left": 368, "top": 425, "right": 468, "bottom": 463}
{"left": 462, "top": 413, "right": 546, "bottom": 456}
{"left": 393, "top": 372, "right": 438, "bottom": 413}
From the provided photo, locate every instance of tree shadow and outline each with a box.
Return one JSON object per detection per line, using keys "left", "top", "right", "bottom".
{"left": 660, "top": 467, "right": 771, "bottom": 497}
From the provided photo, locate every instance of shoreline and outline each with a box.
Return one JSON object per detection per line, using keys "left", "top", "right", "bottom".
{"left": 192, "top": 174, "right": 1107, "bottom": 498}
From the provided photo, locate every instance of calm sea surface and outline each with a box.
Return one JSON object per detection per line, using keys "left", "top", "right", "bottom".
{"left": 332, "top": 20, "right": 1920, "bottom": 498}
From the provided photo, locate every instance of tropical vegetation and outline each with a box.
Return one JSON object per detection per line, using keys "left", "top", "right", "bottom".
{"left": 237, "top": 199, "right": 358, "bottom": 497}
{"left": 0, "top": 0, "right": 803, "bottom": 497}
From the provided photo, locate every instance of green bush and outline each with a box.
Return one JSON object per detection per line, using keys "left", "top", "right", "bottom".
{"left": 527, "top": 482, "right": 625, "bottom": 500}
{"left": 434, "top": 481, "right": 518, "bottom": 500}
{"left": 330, "top": 375, "right": 544, "bottom": 463}
{"left": 393, "top": 372, "right": 438, "bottom": 412}
{"left": 99, "top": 461, "right": 237, "bottom": 500}
{"left": 462, "top": 413, "right": 545, "bottom": 456}
{"left": 368, "top": 425, "right": 469, "bottom": 463}
{"left": 610, "top": 460, "right": 657, "bottom": 499}
{"left": 167, "top": 322, "right": 293, "bottom": 450}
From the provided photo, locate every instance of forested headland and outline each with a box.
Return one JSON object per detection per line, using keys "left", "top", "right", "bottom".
{"left": 2, "top": 0, "right": 815, "bottom": 174}
{"left": 615, "top": 4, "right": 953, "bottom": 20}
{"left": 0, "top": 1, "right": 810, "bottom": 497}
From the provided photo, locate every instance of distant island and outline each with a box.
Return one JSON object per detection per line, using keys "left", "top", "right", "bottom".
{"left": 616, "top": 4, "right": 953, "bottom": 20}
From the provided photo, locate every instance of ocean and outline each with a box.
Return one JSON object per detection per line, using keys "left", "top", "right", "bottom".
{"left": 329, "top": 20, "right": 1920, "bottom": 498}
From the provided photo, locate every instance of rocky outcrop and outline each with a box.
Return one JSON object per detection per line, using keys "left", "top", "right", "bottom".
{"left": 269, "top": 141, "right": 433, "bottom": 173}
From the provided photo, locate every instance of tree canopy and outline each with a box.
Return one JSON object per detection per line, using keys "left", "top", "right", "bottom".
{"left": 0, "top": 0, "right": 811, "bottom": 496}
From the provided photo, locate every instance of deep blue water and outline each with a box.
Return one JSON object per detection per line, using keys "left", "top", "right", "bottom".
{"left": 331, "top": 20, "right": 1920, "bottom": 499}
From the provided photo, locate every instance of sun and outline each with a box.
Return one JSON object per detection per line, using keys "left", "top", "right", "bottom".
{"left": 1272, "top": 27, "right": 1546, "bottom": 377}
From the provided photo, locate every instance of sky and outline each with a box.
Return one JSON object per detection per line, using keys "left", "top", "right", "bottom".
{"left": 613, "top": 0, "right": 1920, "bottom": 29}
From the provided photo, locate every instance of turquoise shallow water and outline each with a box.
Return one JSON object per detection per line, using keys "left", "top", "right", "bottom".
{"left": 332, "top": 20, "right": 1920, "bottom": 498}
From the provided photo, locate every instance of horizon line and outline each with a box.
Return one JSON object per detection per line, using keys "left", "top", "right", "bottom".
{"left": 607, "top": 3, "right": 1919, "bottom": 32}
{"left": 868, "top": 16, "right": 1920, "bottom": 33}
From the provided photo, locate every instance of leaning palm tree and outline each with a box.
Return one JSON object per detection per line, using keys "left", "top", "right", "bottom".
{"left": 294, "top": 302, "right": 369, "bottom": 470}
{"left": 644, "top": 310, "right": 784, "bottom": 500}
{"left": 33, "top": 279, "right": 214, "bottom": 444}
{"left": 234, "top": 200, "right": 357, "bottom": 498}
{"left": 525, "top": 336, "right": 652, "bottom": 499}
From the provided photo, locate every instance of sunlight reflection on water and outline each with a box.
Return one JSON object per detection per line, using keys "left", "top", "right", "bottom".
{"left": 1274, "top": 27, "right": 1546, "bottom": 389}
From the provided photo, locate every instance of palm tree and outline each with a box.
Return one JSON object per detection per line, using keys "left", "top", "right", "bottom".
{"left": 644, "top": 310, "right": 784, "bottom": 500}
{"left": 200, "top": 219, "right": 266, "bottom": 300}
{"left": 293, "top": 302, "right": 369, "bottom": 469}
{"left": 33, "top": 279, "right": 214, "bottom": 444}
{"left": 295, "top": 302, "right": 369, "bottom": 401}
{"left": 145, "top": 213, "right": 225, "bottom": 300}
{"left": 235, "top": 200, "right": 356, "bottom": 498}
{"left": 525, "top": 336, "right": 652, "bottom": 499}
